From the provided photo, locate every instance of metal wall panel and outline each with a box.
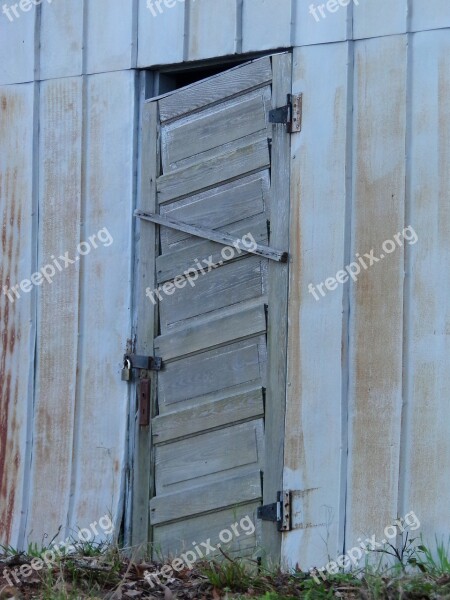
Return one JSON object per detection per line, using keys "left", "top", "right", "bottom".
{"left": 411, "top": 0, "right": 450, "bottom": 32}
{"left": 293, "top": 0, "right": 349, "bottom": 45}
{"left": 242, "top": 0, "right": 292, "bottom": 52}
{"left": 0, "top": 83, "right": 36, "bottom": 548}
{"left": 68, "top": 70, "right": 136, "bottom": 533}
{"left": 26, "top": 77, "right": 83, "bottom": 541}
{"left": 400, "top": 28, "right": 450, "bottom": 542}
{"left": 86, "top": 0, "right": 136, "bottom": 74}
{"left": 137, "top": 0, "right": 185, "bottom": 67}
{"left": 282, "top": 42, "right": 351, "bottom": 568}
{"left": 353, "top": 0, "right": 408, "bottom": 39}
{"left": 0, "top": 9, "right": 36, "bottom": 85}
{"left": 187, "top": 0, "right": 240, "bottom": 60}
{"left": 345, "top": 34, "right": 407, "bottom": 547}
{"left": 39, "top": 1, "right": 84, "bottom": 80}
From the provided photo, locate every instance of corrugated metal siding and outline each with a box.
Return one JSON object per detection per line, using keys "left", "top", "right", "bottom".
{"left": 0, "top": 0, "right": 449, "bottom": 569}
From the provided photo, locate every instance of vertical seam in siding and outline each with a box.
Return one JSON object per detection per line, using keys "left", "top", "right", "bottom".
{"left": 235, "top": 0, "right": 243, "bottom": 54}
{"left": 19, "top": 80, "right": 41, "bottom": 550}
{"left": 398, "top": 20, "right": 413, "bottom": 524}
{"left": 183, "top": 0, "right": 191, "bottom": 62}
{"left": 289, "top": 0, "right": 296, "bottom": 48}
{"left": 20, "top": 0, "right": 41, "bottom": 546}
{"left": 340, "top": 39, "right": 355, "bottom": 557}
{"left": 131, "top": 0, "right": 139, "bottom": 69}
{"left": 67, "top": 0, "right": 88, "bottom": 536}
{"left": 347, "top": 0, "right": 354, "bottom": 40}
{"left": 34, "top": 0, "right": 41, "bottom": 81}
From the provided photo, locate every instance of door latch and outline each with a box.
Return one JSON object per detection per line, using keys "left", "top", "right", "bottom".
{"left": 123, "top": 354, "right": 162, "bottom": 373}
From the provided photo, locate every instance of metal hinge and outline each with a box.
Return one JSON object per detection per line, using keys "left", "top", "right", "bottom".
{"left": 257, "top": 491, "right": 291, "bottom": 531}
{"left": 269, "top": 94, "right": 302, "bottom": 133}
{"left": 124, "top": 354, "right": 163, "bottom": 371}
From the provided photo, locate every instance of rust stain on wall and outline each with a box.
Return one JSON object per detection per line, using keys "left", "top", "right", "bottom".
{"left": 349, "top": 38, "right": 407, "bottom": 538}
{"left": 0, "top": 87, "right": 27, "bottom": 542}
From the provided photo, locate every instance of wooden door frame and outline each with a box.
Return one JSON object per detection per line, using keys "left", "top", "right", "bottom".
{"left": 129, "top": 54, "right": 292, "bottom": 563}
{"left": 130, "top": 96, "right": 159, "bottom": 552}
{"left": 263, "top": 52, "right": 292, "bottom": 563}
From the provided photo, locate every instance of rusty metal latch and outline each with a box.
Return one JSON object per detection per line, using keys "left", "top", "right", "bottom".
{"left": 269, "top": 94, "right": 302, "bottom": 133}
{"left": 124, "top": 354, "right": 163, "bottom": 373}
{"left": 257, "top": 491, "right": 291, "bottom": 531}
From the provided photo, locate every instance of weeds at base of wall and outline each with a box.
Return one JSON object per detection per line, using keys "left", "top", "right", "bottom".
{"left": 0, "top": 536, "right": 450, "bottom": 599}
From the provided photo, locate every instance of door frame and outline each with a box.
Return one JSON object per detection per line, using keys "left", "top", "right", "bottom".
{"left": 129, "top": 53, "right": 293, "bottom": 563}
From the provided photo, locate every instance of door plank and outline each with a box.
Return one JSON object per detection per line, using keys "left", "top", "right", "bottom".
{"left": 150, "top": 471, "right": 262, "bottom": 524}
{"left": 161, "top": 88, "right": 270, "bottom": 168}
{"left": 158, "top": 56, "right": 272, "bottom": 122}
{"left": 156, "top": 216, "right": 269, "bottom": 284}
{"left": 158, "top": 337, "right": 267, "bottom": 411}
{"left": 152, "top": 386, "right": 265, "bottom": 444}
{"left": 159, "top": 172, "right": 270, "bottom": 253}
{"left": 153, "top": 503, "right": 260, "bottom": 558}
{"left": 159, "top": 256, "right": 267, "bottom": 332}
{"left": 156, "top": 135, "right": 270, "bottom": 202}
{"left": 155, "top": 304, "right": 267, "bottom": 361}
{"left": 155, "top": 420, "right": 264, "bottom": 493}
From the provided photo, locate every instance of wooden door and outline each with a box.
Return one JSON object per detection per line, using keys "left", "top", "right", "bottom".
{"left": 133, "top": 54, "right": 292, "bottom": 562}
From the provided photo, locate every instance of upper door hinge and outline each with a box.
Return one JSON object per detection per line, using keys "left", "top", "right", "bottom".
{"left": 257, "top": 491, "right": 291, "bottom": 531}
{"left": 269, "top": 94, "right": 302, "bottom": 134}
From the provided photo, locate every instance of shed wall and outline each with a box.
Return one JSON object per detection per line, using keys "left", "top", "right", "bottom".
{"left": 0, "top": 0, "right": 449, "bottom": 569}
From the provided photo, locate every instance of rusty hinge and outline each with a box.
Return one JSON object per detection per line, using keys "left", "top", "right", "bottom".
{"left": 257, "top": 491, "right": 291, "bottom": 531}
{"left": 269, "top": 94, "right": 302, "bottom": 134}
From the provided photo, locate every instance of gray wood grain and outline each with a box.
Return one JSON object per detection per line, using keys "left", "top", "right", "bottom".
{"left": 159, "top": 256, "right": 267, "bottom": 332}
{"left": 132, "top": 99, "right": 159, "bottom": 548}
{"left": 153, "top": 503, "right": 260, "bottom": 558}
{"left": 158, "top": 338, "right": 267, "bottom": 412}
{"left": 158, "top": 56, "right": 272, "bottom": 122}
{"left": 262, "top": 53, "right": 292, "bottom": 561}
{"left": 135, "top": 210, "right": 287, "bottom": 262}
{"left": 155, "top": 420, "right": 264, "bottom": 494}
{"left": 159, "top": 172, "right": 270, "bottom": 253}
{"left": 154, "top": 303, "right": 267, "bottom": 361}
{"left": 156, "top": 135, "right": 270, "bottom": 202}
{"left": 156, "top": 216, "right": 269, "bottom": 284}
{"left": 150, "top": 471, "right": 262, "bottom": 524}
{"left": 161, "top": 89, "right": 269, "bottom": 168}
{"left": 152, "top": 386, "right": 264, "bottom": 444}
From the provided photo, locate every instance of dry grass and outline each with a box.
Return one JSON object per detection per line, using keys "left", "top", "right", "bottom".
{"left": 1, "top": 539, "right": 450, "bottom": 599}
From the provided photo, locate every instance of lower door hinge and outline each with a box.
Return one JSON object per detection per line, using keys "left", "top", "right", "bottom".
{"left": 257, "top": 491, "right": 291, "bottom": 531}
{"left": 269, "top": 94, "right": 302, "bottom": 133}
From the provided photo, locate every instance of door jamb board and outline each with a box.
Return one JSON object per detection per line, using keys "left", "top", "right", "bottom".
{"left": 262, "top": 52, "right": 292, "bottom": 562}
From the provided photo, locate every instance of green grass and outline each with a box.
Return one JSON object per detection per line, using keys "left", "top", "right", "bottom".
{"left": 1, "top": 536, "right": 450, "bottom": 598}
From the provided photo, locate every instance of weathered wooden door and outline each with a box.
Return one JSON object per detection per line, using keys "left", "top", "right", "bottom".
{"left": 133, "top": 54, "right": 292, "bottom": 562}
